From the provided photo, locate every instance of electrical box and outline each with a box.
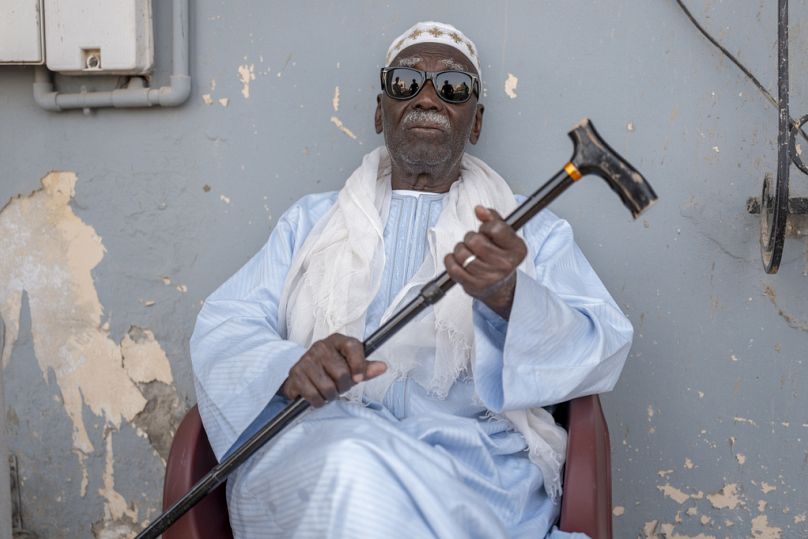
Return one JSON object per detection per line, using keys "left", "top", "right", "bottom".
{"left": 43, "top": 0, "right": 154, "bottom": 74}
{"left": 0, "top": 0, "right": 45, "bottom": 64}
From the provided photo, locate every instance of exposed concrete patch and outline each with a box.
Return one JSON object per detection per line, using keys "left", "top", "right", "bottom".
{"left": 0, "top": 172, "right": 179, "bottom": 528}
{"left": 132, "top": 380, "right": 184, "bottom": 461}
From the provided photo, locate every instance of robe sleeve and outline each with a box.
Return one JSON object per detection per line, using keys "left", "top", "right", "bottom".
{"left": 190, "top": 203, "right": 311, "bottom": 459}
{"left": 472, "top": 211, "right": 633, "bottom": 413}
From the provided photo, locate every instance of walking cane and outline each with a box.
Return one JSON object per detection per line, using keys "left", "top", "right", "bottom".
{"left": 136, "top": 118, "right": 657, "bottom": 539}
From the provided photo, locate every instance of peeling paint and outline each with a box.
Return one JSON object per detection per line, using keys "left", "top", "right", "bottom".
{"left": 218, "top": 97, "right": 230, "bottom": 107}
{"left": 98, "top": 431, "right": 137, "bottom": 524}
{"left": 657, "top": 483, "right": 691, "bottom": 504}
{"left": 330, "top": 116, "right": 357, "bottom": 140}
{"left": 751, "top": 514, "right": 782, "bottom": 538}
{"left": 238, "top": 63, "right": 256, "bottom": 99}
{"left": 658, "top": 523, "right": 716, "bottom": 539}
{"left": 201, "top": 94, "right": 213, "bottom": 105}
{"left": 707, "top": 483, "right": 743, "bottom": 509}
{"left": 0, "top": 172, "right": 178, "bottom": 524}
{"left": 613, "top": 506, "right": 625, "bottom": 516}
{"left": 761, "top": 482, "right": 777, "bottom": 494}
{"left": 733, "top": 416, "right": 759, "bottom": 427}
{"left": 332, "top": 86, "right": 340, "bottom": 112}
{"left": 503, "top": 73, "right": 518, "bottom": 99}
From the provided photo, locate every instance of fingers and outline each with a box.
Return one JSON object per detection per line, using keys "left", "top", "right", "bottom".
{"left": 285, "top": 334, "right": 387, "bottom": 408}
{"left": 365, "top": 360, "right": 388, "bottom": 380}
{"left": 444, "top": 206, "right": 527, "bottom": 306}
{"left": 475, "top": 206, "right": 525, "bottom": 252}
{"left": 333, "top": 336, "right": 369, "bottom": 383}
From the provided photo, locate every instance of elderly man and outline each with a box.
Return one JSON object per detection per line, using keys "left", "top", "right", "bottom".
{"left": 191, "top": 21, "right": 632, "bottom": 539}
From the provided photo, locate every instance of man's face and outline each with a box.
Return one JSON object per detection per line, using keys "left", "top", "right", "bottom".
{"left": 375, "top": 43, "right": 484, "bottom": 172}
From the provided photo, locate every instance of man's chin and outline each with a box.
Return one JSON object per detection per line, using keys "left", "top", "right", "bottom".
{"left": 392, "top": 143, "right": 452, "bottom": 168}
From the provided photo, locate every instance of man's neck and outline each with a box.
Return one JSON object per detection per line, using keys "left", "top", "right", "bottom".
{"left": 390, "top": 161, "right": 462, "bottom": 193}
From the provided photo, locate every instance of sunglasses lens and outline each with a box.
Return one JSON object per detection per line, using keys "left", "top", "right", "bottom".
{"left": 386, "top": 68, "right": 423, "bottom": 99}
{"left": 435, "top": 72, "right": 473, "bottom": 103}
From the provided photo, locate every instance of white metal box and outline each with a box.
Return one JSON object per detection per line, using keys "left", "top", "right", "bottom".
{"left": 0, "top": 0, "right": 44, "bottom": 64}
{"left": 43, "top": 0, "right": 154, "bottom": 74}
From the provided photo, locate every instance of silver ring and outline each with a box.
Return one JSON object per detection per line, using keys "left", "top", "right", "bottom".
{"left": 462, "top": 254, "right": 477, "bottom": 269}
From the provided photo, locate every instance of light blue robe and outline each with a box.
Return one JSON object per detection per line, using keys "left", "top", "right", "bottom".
{"left": 191, "top": 190, "right": 633, "bottom": 538}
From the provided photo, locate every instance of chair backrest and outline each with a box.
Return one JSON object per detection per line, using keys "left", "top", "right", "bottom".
{"left": 162, "top": 396, "right": 612, "bottom": 539}
{"left": 161, "top": 405, "right": 234, "bottom": 539}
{"left": 557, "top": 394, "right": 613, "bottom": 539}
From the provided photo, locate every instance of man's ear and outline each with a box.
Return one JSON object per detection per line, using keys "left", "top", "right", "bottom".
{"left": 468, "top": 103, "right": 484, "bottom": 144}
{"left": 374, "top": 94, "right": 383, "bottom": 134}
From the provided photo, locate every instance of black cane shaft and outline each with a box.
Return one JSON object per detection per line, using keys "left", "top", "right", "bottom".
{"left": 136, "top": 166, "right": 576, "bottom": 539}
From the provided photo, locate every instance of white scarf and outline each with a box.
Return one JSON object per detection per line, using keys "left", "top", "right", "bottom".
{"left": 278, "top": 147, "right": 567, "bottom": 499}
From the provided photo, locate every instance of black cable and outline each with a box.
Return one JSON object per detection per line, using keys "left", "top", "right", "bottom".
{"left": 674, "top": 0, "right": 808, "bottom": 147}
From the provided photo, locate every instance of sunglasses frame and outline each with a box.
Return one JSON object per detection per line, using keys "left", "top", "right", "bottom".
{"left": 380, "top": 67, "right": 480, "bottom": 104}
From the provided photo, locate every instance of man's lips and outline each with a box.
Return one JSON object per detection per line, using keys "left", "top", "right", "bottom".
{"left": 406, "top": 123, "right": 446, "bottom": 132}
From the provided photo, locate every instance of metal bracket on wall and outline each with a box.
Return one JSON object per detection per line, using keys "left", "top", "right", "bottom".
{"left": 9, "top": 455, "right": 37, "bottom": 539}
{"left": 32, "top": 0, "right": 190, "bottom": 112}
{"left": 748, "top": 0, "right": 808, "bottom": 273}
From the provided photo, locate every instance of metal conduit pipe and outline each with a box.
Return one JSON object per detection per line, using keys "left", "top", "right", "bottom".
{"left": 33, "top": 0, "right": 190, "bottom": 111}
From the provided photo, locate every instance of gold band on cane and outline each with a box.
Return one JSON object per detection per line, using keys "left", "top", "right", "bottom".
{"left": 564, "top": 162, "right": 582, "bottom": 181}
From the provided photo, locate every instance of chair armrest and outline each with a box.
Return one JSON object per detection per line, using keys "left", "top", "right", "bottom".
{"left": 558, "top": 394, "right": 612, "bottom": 539}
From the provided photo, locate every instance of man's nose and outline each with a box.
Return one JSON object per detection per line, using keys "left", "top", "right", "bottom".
{"left": 413, "top": 79, "right": 444, "bottom": 110}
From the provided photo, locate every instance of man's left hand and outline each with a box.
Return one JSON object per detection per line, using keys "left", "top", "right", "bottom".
{"left": 445, "top": 206, "right": 527, "bottom": 320}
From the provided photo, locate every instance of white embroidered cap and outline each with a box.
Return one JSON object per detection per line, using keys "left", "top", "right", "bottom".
{"left": 386, "top": 21, "right": 481, "bottom": 77}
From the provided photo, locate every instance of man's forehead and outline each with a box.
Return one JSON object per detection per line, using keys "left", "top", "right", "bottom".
{"left": 391, "top": 43, "right": 475, "bottom": 73}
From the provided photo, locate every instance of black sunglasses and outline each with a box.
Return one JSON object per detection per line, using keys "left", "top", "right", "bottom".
{"left": 380, "top": 67, "right": 480, "bottom": 104}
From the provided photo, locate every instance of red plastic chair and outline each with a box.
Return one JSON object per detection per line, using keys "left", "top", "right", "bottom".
{"left": 162, "top": 395, "right": 612, "bottom": 539}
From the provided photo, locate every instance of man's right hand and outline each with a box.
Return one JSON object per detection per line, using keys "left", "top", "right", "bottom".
{"left": 280, "top": 334, "right": 387, "bottom": 407}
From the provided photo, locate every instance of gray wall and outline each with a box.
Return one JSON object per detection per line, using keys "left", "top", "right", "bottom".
{"left": 1, "top": 1, "right": 807, "bottom": 537}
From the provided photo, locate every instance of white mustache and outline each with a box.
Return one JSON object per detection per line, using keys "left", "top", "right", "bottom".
{"left": 402, "top": 110, "right": 451, "bottom": 130}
